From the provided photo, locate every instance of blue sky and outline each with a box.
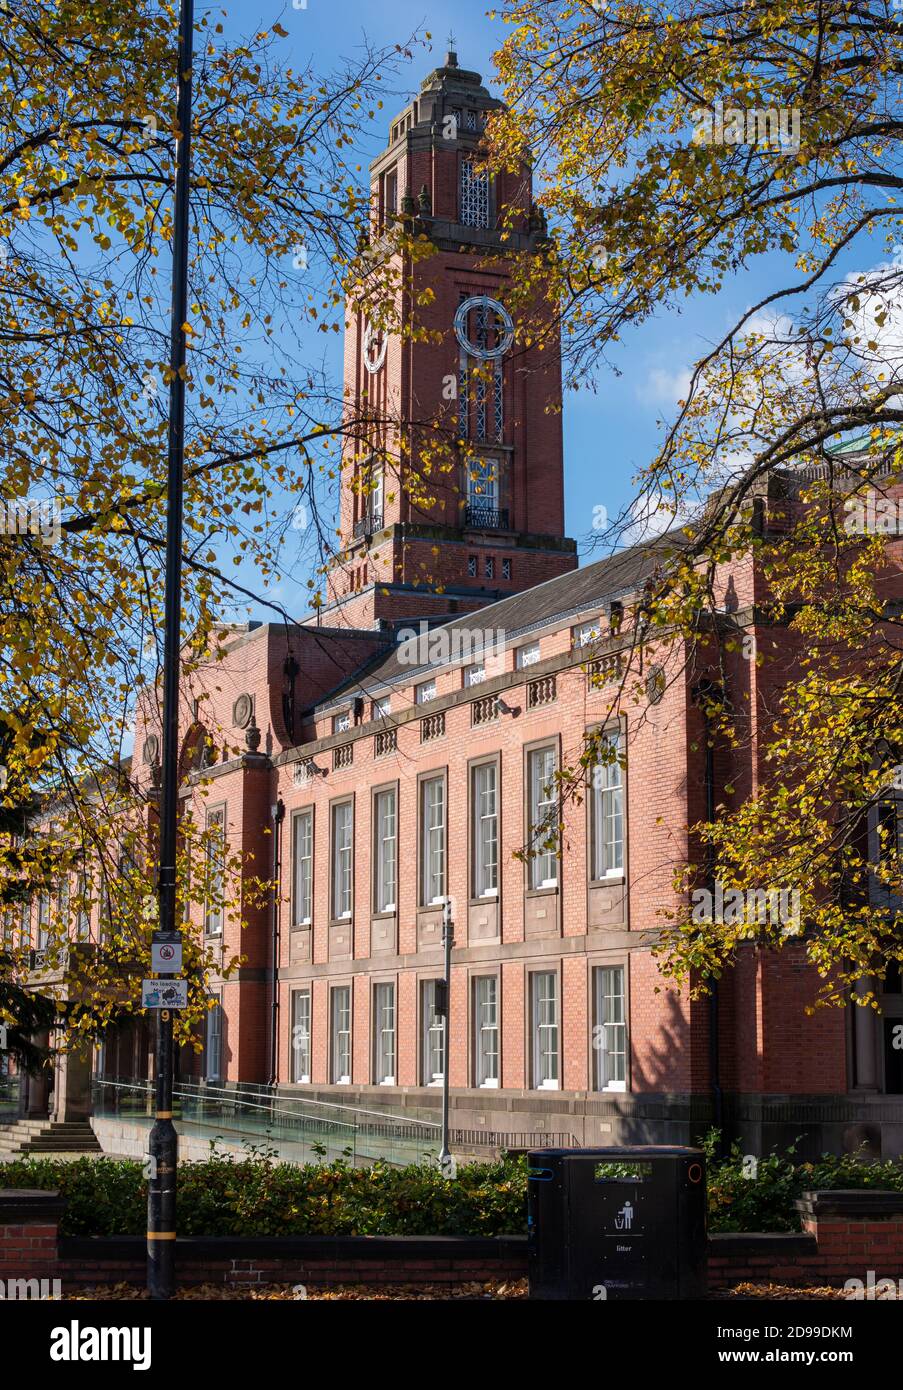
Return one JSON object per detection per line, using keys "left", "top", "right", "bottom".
{"left": 212, "top": 0, "right": 879, "bottom": 620}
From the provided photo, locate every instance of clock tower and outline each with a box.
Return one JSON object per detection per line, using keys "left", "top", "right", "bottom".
{"left": 323, "top": 49, "right": 577, "bottom": 629}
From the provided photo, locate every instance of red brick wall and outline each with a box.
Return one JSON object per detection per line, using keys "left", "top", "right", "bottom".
{"left": 6, "top": 1192, "right": 903, "bottom": 1294}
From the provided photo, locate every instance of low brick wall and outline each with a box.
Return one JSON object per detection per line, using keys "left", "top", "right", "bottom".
{"left": 4, "top": 1189, "right": 903, "bottom": 1293}
{"left": 708, "top": 1231, "right": 819, "bottom": 1287}
{"left": 709, "top": 1191, "right": 903, "bottom": 1288}
{"left": 55, "top": 1233, "right": 528, "bottom": 1289}
{"left": 796, "top": 1190, "right": 903, "bottom": 1285}
{"left": 0, "top": 1190, "right": 65, "bottom": 1286}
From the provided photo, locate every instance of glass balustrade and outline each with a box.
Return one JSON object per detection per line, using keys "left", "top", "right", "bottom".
{"left": 90, "top": 1076, "right": 441, "bottom": 1168}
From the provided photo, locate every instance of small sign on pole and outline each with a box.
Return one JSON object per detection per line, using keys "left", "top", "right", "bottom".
{"left": 151, "top": 938, "right": 183, "bottom": 974}
{"left": 142, "top": 979, "right": 188, "bottom": 1010}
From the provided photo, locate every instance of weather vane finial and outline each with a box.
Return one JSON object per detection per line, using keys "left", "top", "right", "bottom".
{"left": 447, "top": 30, "right": 456, "bottom": 50}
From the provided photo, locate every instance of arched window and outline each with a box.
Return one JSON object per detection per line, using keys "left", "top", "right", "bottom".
{"left": 178, "top": 724, "right": 216, "bottom": 781}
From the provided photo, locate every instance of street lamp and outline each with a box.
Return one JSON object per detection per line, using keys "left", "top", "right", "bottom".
{"left": 146, "top": 0, "right": 195, "bottom": 1301}
{"left": 437, "top": 896, "right": 454, "bottom": 1174}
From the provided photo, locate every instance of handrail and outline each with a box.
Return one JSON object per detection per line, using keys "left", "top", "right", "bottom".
{"left": 96, "top": 1076, "right": 354, "bottom": 1131}
{"left": 93, "top": 1078, "right": 438, "bottom": 1134}
{"left": 191, "top": 1080, "right": 442, "bottom": 1131}
{"left": 92, "top": 1076, "right": 440, "bottom": 1137}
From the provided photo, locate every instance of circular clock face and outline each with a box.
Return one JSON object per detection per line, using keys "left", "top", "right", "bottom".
{"left": 453, "top": 295, "right": 515, "bottom": 361}
{"left": 363, "top": 321, "right": 388, "bottom": 374}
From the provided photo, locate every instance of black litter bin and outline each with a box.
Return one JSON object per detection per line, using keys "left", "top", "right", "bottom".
{"left": 527, "top": 1145, "right": 706, "bottom": 1300}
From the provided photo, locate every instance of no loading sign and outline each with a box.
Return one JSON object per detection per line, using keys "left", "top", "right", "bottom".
{"left": 142, "top": 979, "right": 188, "bottom": 1010}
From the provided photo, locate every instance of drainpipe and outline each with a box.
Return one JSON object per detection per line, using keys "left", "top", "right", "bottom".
{"left": 693, "top": 680, "right": 724, "bottom": 1151}
{"left": 269, "top": 798, "right": 286, "bottom": 1088}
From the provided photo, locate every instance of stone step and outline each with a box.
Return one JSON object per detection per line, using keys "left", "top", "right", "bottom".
{"left": 1, "top": 1120, "right": 92, "bottom": 1132}
{"left": 0, "top": 1118, "right": 101, "bottom": 1155}
{"left": 22, "top": 1128, "right": 98, "bottom": 1139}
{"left": 24, "top": 1126, "right": 98, "bottom": 1136}
{"left": 21, "top": 1126, "right": 99, "bottom": 1140}
{"left": 2, "top": 1131, "right": 56, "bottom": 1140}
{"left": 19, "top": 1144, "right": 102, "bottom": 1153}
{"left": 17, "top": 1138, "right": 102, "bottom": 1147}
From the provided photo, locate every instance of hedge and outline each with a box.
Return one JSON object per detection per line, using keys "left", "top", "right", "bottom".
{"left": 2, "top": 1132, "right": 903, "bottom": 1238}
{"left": 701, "top": 1132, "right": 903, "bottom": 1233}
{"left": 0, "top": 1149, "right": 527, "bottom": 1238}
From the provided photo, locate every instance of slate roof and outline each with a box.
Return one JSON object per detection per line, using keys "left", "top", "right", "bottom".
{"left": 313, "top": 537, "right": 675, "bottom": 712}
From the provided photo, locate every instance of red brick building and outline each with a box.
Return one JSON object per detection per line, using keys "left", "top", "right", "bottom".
{"left": 20, "top": 52, "right": 903, "bottom": 1159}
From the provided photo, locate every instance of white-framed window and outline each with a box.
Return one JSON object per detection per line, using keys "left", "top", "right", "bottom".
{"left": 517, "top": 641, "right": 541, "bottom": 669}
{"left": 374, "top": 787, "right": 397, "bottom": 913}
{"left": 572, "top": 621, "right": 600, "bottom": 649}
{"left": 333, "top": 709, "right": 351, "bottom": 734}
{"left": 467, "top": 455, "right": 499, "bottom": 511}
{"left": 591, "top": 732, "right": 624, "bottom": 878}
{"left": 460, "top": 157, "right": 490, "bottom": 228}
{"left": 76, "top": 875, "right": 91, "bottom": 940}
{"left": 330, "top": 985, "right": 351, "bottom": 1084}
{"left": 292, "top": 809, "right": 313, "bottom": 926}
{"left": 384, "top": 166, "right": 398, "bottom": 219}
{"left": 205, "top": 806, "right": 226, "bottom": 935}
{"left": 531, "top": 971, "right": 559, "bottom": 1089}
{"left": 421, "top": 979, "right": 446, "bottom": 1085}
{"left": 877, "top": 798, "right": 903, "bottom": 863}
{"left": 594, "top": 965, "right": 627, "bottom": 1092}
{"left": 98, "top": 876, "right": 111, "bottom": 940}
{"left": 56, "top": 877, "right": 70, "bottom": 936}
{"left": 415, "top": 679, "right": 437, "bottom": 705}
{"left": 370, "top": 467, "right": 384, "bottom": 525}
{"left": 37, "top": 892, "right": 50, "bottom": 949}
{"left": 291, "top": 989, "right": 311, "bottom": 1083}
{"left": 373, "top": 982, "right": 396, "bottom": 1085}
{"left": 372, "top": 695, "right": 391, "bottom": 720}
{"left": 420, "top": 775, "right": 446, "bottom": 905}
{"left": 528, "top": 745, "right": 558, "bottom": 889}
{"left": 472, "top": 762, "right": 498, "bottom": 898}
{"left": 474, "top": 976, "right": 499, "bottom": 1087}
{"left": 464, "top": 662, "right": 485, "bottom": 687}
{"left": 205, "top": 995, "right": 223, "bottom": 1082}
{"left": 331, "top": 801, "right": 353, "bottom": 919}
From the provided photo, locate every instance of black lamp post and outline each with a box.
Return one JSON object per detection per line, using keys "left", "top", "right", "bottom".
{"left": 438, "top": 897, "right": 454, "bottom": 1172}
{"left": 146, "top": 0, "right": 195, "bottom": 1301}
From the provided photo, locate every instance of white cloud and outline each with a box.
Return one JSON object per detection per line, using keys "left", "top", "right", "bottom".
{"left": 834, "top": 264, "right": 903, "bottom": 381}
{"left": 636, "top": 366, "right": 693, "bottom": 407}
{"left": 620, "top": 488, "right": 682, "bottom": 546}
{"left": 741, "top": 309, "right": 811, "bottom": 385}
